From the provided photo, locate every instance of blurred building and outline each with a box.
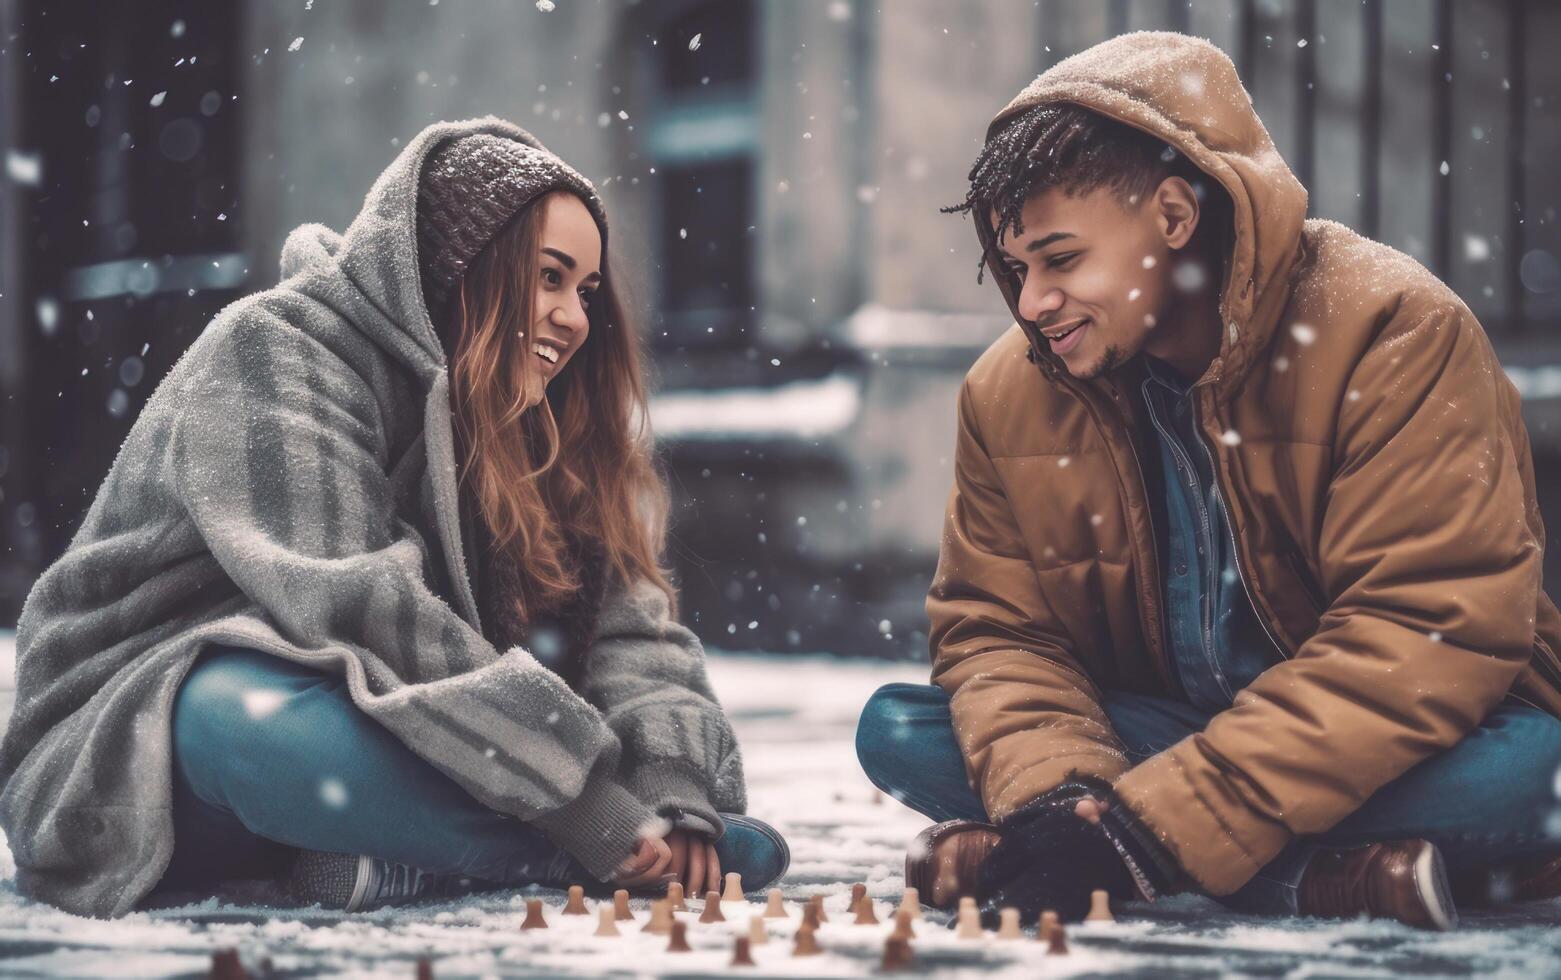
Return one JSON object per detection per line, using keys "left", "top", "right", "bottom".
{"left": 3, "top": 0, "right": 1560, "bottom": 661}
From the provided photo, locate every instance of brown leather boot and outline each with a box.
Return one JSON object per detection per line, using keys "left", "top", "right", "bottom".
{"left": 904, "top": 819, "right": 1002, "bottom": 911}
{"left": 1297, "top": 840, "right": 1457, "bottom": 931}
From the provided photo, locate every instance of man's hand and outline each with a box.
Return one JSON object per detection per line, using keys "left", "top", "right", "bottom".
{"left": 665, "top": 829, "right": 721, "bottom": 897}
{"left": 612, "top": 835, "right": 675, "bottom": 889}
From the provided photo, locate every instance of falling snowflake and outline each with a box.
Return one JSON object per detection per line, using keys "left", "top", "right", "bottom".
{"left": 535, "top": 0, "right": 555, "bottom": 10}
{"left": 319, "top": 778, "right": 349, "bottom": 809}
{"left": 688, "top": 33, "right": 702, "bottom": 51}
{"left": 149, "top": 91, "right": 167, "bottom": 107}
{"left": 287, "top": 37, "right": 304, "bottom": 52}
{"left": 1290, "top": 323, "right": 1318, "bottom": 346}
{"left": 1220, "top": 429, "right": 1242, "bottom": 446}
{"left": 241, "top": 689, "right": 286, "bottom": 719}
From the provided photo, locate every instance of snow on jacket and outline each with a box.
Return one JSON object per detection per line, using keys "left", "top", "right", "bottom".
{"left": 0, "top": 117, "right": 745, "bottom": 919}
{"left": 928, "top": 32, "right": 1561, "bottom": 895}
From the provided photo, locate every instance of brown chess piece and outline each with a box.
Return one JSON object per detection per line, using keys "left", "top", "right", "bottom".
{"left": 563, "top": 884, "right": 589, "bottom": 915}
{"left": 667, "top": 920, "right": 692, "bottom": 953}
{"left": 808, "top": 894, "right": 829, "bottom": 923}
{"left": 722, "top": 871, "right": 745, "bottom": 903}
{"left": 872, "top": 789, "right": 885, "bottom": 805}
{"left": 792, "top": 923, "right": 822, "bottom": 957}
{"left": 1047, "top": 920, "right": 1069, "bottom": 955}
{"left": 730, "top": 936, "right": 756, "bottom": 967}
{"left": 1086, "top": 888, "right": 1114, "bottom": 922}
{"left": 853, "top": 894, "right": 880, "bottom": 925}
{"left": 1036, "top": 909, "right": 1059, "bottom": 944}
{"left": 802, "top": 901, "right": 821, "bottom": 929}
{"left": 880, "top": 935, "right": 915, "bottom": 972}
{"left": 955, "top": 896, "right": 982, "bottom": 939}
{"left": 763, "top": 888, "right": 788, "bottom": 918}
{"left": 612, "top": 889, "right": 634, "bottom": 922}
{"left": 209, "top": 949, "right": 248, "bottom": 980}
{"left": 519, "top": 899, "right": 548, "bottom": 930}
{"left": 997, "top": 907, "right": 1022, "bottom": 939}
{"left": 850, "top": 882, "right": 867, "bottom": 910}
{"left": 890, "top": 908, "right": 916, "bottom": 942}
{"left": 642, "top": 898, "right": 673, "bottom": 935}
{"left": 747, "top": 915, "right": 769, "bottom": 946}
{"left": 699, "top": 890, "right": 726, "bottom": 923}
{"left": 896, "top": 886, "right": 923, "bottom": 921}
{"left": 593, "top": 905, "right": 620, "bottom": 937}
{"left": 667, "top": 880, "right": 688, "bottom": 912}
{"left": 414, "top": 956, "right": 433, "bottom": 980}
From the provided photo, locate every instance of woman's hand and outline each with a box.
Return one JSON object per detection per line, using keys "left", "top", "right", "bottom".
{"left": 664, "top": 828, "right": 720, "bottom": 897}
{"left": 612, "top": 835, "right": 675, "bottom": 889}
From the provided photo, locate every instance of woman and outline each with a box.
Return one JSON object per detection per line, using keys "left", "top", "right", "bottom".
{"left": 0, "top": 118, "right": 787, "bottom": 917}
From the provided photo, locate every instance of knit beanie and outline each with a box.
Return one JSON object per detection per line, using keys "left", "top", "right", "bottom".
{"left": 415, "top": 132, "right": 609, "bottom": 329}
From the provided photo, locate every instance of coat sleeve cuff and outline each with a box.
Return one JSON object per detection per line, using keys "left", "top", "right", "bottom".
{"left": 625, "top": 762, "right": 726, "bottom": 839}
{"left": 531, "top": 774, "right": 659, "bottom": 882}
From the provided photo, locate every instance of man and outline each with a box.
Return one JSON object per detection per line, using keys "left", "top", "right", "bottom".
{"left": 856, "top": 32, "right": 1561, "bottom": 930}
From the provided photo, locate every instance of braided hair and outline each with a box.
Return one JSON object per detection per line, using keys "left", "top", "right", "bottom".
{"left": 944, "top": 104, "right": 1222, "bottom": 282}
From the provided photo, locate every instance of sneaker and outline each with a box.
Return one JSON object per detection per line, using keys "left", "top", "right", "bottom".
{"left": 1297, "top": 839, "right": 1458, "bottom": 931}
{"left": 904, "top": 819, "right": 1003, "bottom": 911}
{"left": 284, "top": 849, "right": 498, "bottom": 913}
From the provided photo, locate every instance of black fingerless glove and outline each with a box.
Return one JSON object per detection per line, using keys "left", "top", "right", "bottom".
{"left": 975, "top": 774, "right": 1185, "bottom": 923}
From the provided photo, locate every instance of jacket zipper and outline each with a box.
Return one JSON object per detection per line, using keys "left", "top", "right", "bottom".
{"left": 1189, "top": 386, "right": 1295, "bottom": 661}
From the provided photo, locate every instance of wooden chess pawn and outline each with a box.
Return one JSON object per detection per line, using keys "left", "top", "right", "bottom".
{"left": 880, "top": 935, "right": 915, "bottom": 972}
{"left": 730, "top": 936, "right": 757, "bottom": 967}
{"left": 853, "top": 894, "right": 879, "bottom": 925}
{"left": 850, "top": 882, "right": 867, "bottom": 910}
{"left": 997, "top": 907, "right": 1022, "bottom": 939}
{"left": 1086, "top": 888, "right": 1114, "bottom": 922}
{"left": 748, "top": 916, "right": 769, "bottom": 946}
{"left": 414, "top": 956, "right": 433, "bottom": 980}
{"left": 896, "top": 887, "right": 923, "bottom": 921}
{"left": 209, "top": 949, "right": 248, "bottom": 980}
{"left": 1046, "top": 919, "right": 1069, "bottom": 955}
{"left": 699, "top": 891, "right": 726, "bottom": 923}
{"left": 1036, "top": 910, "right": 1059, "bottom": 942}
{"left": 808, "top": 894, "right": 829, "bottom": 923}
{"left": 563, "top": 884, "right": 589, "bottom": 915}
{"left": 667, "top": 881, "right": 688, "bottom": 912}
{"left": 593, "top": 906, "right": 620, "bottom": 938}
{"left": 612, "top": 889, "right": 634, "bottom": 922}
{"left": 956, "top": 896, "right": 983, "bottom": 939}
{"left": 792, "top": 923, "right": 822, "bottom": 957}
{"left": 667, "top": 920, "right": 692, "bottom": 953}
{"left": 642, "top": 898, "right": 673, "bottom": 935}
{"left": 763, "top": 888, "right": 788, "bottom": 918}
{"left": 519, "top": 899, "right": 548, "bottom": 930}
{"left": 890, "top": 909, "right": 916, "bottom": 942}
{"left": 722, "top": 871, "right": 745, "bottom": 902}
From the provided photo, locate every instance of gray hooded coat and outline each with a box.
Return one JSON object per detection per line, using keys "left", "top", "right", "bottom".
{"left": 0, "top": 117, "right": 746, "bottom": 919}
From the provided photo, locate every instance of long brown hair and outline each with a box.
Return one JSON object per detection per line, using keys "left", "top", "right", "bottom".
{"left": 443, "top": 190, "right": 673, "bottom": 622}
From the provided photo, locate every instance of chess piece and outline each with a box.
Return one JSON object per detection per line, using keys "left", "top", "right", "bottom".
{"left": 613, "top": 889, "right": 634, "bottom": 922}
{"left": 850, "top": 883, "right": 867, "bottom": 910}
{"left": 1047, "top": 921, "right": 1069, "bottom": 955}
{"left": 699, "top": 891, "right": 726, "bottom": 923}
{"left": 667, "top": 920, "right": 692, "bottom": 953}
{"left": 997, "top": 907, "right": 1022, "bottom": 939}
{"left": 890, "top": 909, "right": 916, "bottom": 942}
{"left": 956, "top": 896, "right": 982, "bottom": 939}
{"left": 730, "top": 936, "right": 756, "bottom": 967}
{"left": 748, "top": 916, "right": 769, "bottom": 946}
{"left": 209, "top": 949, "right": 248, "bottom": 980}
{"left": 792, "top": 923, "right": 822, "bottom": 957}
{"left": 1036, "top": 910, "right": 1059, "bottom": 944}
{"left": 722, "top": 871, "right": 745, "bottom": 903}
{"left": 667, "top": 881, "right": 688, "bottom": 912}
{"left": 519, "top": 899, "right": 548, "bottom": 930}
{"left": 763, "top": 888, "right": 788, "bottom": 918}
{"left": 563, "top": 885, "right": 589, "bottom": 915}
{"left": 872, "top": 789, "right": 885, "bottom": 805}
{"left": 1086, "top": 888, "right": 1114, "bottom": 922}
{"left": 257, "top": 957, "right": 275, "bottom": 980}
{"left": 802, "top": 901, "right": 821, "bottom": 930}
{"left": 896, "top": 887, "right": 923, "bottom": 921}
{"left": 642, "top": 898, "right": 673, "bottom": 935}
{"left": 414, "top": 957, "right": 433, "bottom": 980}
{"left": 808, "top": 894, "right": 829, "bottom": 923}
{"left": 594, "top": 906, "right": 620, "bottom": 938}
{"left": 853, "top": 895, "right": 879, "bottom": 925}
{"left": 881, "top": 935, "right": 915, "bottom": 972}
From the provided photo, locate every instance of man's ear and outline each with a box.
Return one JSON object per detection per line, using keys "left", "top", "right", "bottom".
{"left": 1154, "top": 176, "right": 1200, "bottom": 251}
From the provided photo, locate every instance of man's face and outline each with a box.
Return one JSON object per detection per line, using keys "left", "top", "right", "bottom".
{"left": 995, "top": 180, "right": 1200, "bottom": 381}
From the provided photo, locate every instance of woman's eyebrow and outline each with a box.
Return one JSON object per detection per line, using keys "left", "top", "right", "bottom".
{"left": 541, "top": 246, "right": 576, "bottom": 269}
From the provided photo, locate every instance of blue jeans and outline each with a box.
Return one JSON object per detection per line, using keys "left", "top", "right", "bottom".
{"left": 152, "top": 645, "right": 787, "bottom": 902}
{"left": 856, "top": 683, "right": 1561, "bottom": 915}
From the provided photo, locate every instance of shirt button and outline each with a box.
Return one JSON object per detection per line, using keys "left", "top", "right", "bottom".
{"left": 1175, "top": 563, "right": 1188, "bottom": 576}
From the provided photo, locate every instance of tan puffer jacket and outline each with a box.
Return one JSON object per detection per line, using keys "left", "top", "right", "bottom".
{"left": 927, "top": 31, "right": 1561, "bottom": 895}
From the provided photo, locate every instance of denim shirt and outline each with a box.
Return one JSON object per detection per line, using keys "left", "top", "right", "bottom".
{"left": 1139, "top": 354, "right": 1284, "bottom": 713}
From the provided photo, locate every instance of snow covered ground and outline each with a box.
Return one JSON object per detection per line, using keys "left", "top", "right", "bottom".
{"left": 0, "top": 630, "right": 1557, "bottom": 978}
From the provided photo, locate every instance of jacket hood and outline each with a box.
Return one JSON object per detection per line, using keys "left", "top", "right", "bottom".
{"left": 975, "top": 32, "right": 1309, "bottom": 397}
{"left": 279, "top": 116, "right": 605, "bottom": 381}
